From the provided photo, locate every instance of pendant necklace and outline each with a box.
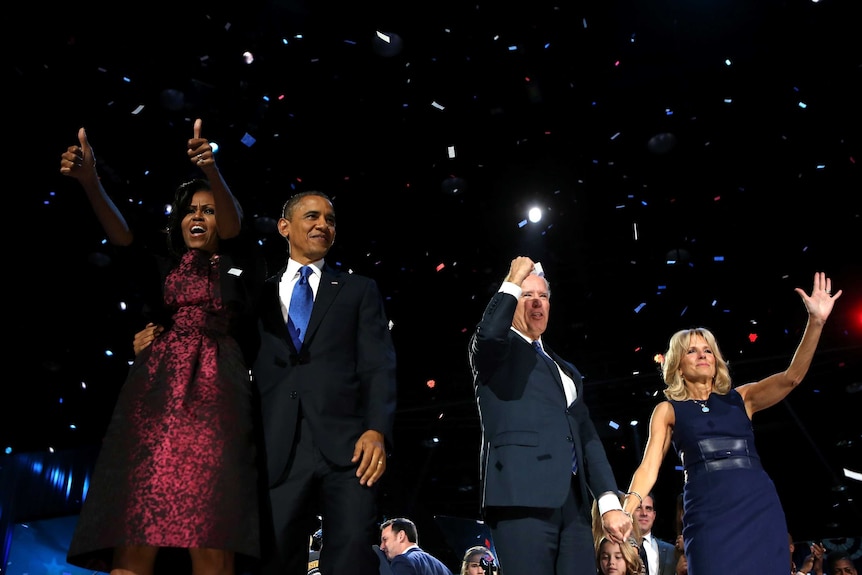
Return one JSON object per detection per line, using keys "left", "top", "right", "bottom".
{"left": 692, "top": 398, "right": 710, "bottom": 413}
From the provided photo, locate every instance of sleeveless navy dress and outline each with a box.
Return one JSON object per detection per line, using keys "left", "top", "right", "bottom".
{"left": 671, "top": 389, "right": 787, "bottom": 574}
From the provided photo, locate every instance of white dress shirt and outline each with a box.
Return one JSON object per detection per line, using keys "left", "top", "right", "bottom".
{"left": 499, "top": 281, "right": 624, "bottom": 517}
{"left": 643, "top": 532, "right": 658, "bottom": 575}
{"left": 278, "top": 259, "right": 323, "bottom": 323}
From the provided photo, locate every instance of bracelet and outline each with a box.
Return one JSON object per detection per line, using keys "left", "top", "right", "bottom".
{"left": 627, "top": 490, "right": 644, "bottom": 504}
{"left": 621, "top": 510, "right": 633, "bottom": 522}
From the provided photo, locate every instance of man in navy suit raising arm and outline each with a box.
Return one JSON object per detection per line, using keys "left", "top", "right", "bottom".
{"left": 379, "top": 518, "right": 453, "bottom": 575}
{"left": 467, "top": 256, "right": 632, "bottom": 575}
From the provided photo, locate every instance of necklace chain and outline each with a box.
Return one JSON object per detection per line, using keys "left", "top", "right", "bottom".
{"left": 691, "top": 398, "right": 710, "bottom": 413}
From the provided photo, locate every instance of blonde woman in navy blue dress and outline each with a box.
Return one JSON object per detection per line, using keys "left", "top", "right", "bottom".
{"left": 619, "top": 272, "right": 841, "bottom": 574}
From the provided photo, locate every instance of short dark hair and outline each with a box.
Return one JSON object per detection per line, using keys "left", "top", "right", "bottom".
{"left": 281, "top": 190, "right": 332, "bottom": 219}
{"left": 380, "top": 517, "right": 419, "bottom": 544}
{"left": 828, "top": 551, "right": 857, "bottom": 573}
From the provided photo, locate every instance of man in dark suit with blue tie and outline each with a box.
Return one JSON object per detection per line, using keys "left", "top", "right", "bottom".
{"left": 468, "top": 256, "right": 632, "bottom": 575}
{"left": 253, "top": 191, "right": 398, "bottom": 575}
{"left": 379, "top": 517, "right": 453, "bottom": 575}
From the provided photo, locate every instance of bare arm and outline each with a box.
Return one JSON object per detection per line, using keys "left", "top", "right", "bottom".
{"left": 187, "top": 118, "right": 242, "bottom": 239}
{"left": 624, "top": 401, "right": 675, "bottom": 516}
{"left": 737, "top": 272, "right": 842, "bottom": 415}
{"left": 59, "top": 127, "right": 133, "bottom": 246}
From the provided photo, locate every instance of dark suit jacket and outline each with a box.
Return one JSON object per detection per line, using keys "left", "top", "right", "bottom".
{"left": 389, "top": 546, "right": 453, "bottom": 575}
{"left": 468, "top": 289, "right": 618, "bottom": 518}
{"left": 252, "top": 262, "right": 398, "bottom": 486}
{"left": 655, "top": 537, "right": 677, "bottom": 575}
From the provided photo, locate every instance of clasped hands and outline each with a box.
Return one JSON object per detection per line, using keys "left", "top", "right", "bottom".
{"left": 603, "top": 508, "right": 634, "bottom": 543}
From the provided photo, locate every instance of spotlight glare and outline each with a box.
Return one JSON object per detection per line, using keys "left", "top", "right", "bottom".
{"left": 528, "top": 207, "right": 542, "bottom": 223}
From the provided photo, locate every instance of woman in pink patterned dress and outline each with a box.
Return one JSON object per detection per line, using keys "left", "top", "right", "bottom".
{"left": 60, "top": 119, "right": 264, "bottom": 575}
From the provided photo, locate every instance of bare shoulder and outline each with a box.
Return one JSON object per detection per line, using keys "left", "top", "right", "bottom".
{"left": 652, "top": 400, "right": 675, "bottom": 426}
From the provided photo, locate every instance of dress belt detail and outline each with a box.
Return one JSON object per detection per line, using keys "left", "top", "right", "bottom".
{"left": 681, "top": 437, "right": 762, "bottom": 482}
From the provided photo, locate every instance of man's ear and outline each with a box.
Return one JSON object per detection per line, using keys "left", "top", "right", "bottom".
{"left": 277, "top": 217, "right": 290, "bottom": 239}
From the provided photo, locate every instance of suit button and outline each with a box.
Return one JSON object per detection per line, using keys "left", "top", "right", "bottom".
{"left": 290, "top": 391, "right": 298, "bottom": 399}
{"left": 566, "top": 435, "right": 573, "bottom": 442}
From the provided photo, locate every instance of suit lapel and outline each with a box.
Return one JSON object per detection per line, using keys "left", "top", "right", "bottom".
{"left": 531, "top": 341, "right": 566, "bottom": 396}
{"left": 543, "top": 344, "right": 584, "bottom": 402}
{"left": 262, "top": 264, "right": 346, "bottom": 350}
{"left": 303, "top": 265, "right": 344, "bottom": 344}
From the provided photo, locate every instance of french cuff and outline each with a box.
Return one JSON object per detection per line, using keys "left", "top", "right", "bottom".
{"left": 499, "top": 282, "right": 522, "bottom": 297}
{"left": 597, "top": 492, "right": 624, "bottom": 516}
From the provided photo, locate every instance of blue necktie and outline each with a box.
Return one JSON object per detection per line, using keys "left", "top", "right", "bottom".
{"left": 533, "top": 340, "right": 578, "bottom": 475}
{"left": 532, "top": 339, "right": 549, "bottom": 358}
{"left": 287, "top": 266, "right": 313, "bottom": 350}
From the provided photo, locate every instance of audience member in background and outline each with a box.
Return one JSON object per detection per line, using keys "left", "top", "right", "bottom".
{"left": 790, "top": 533, "right": 801, "bottom": 575}
{"left": 62, "top": 120, "right": 264, "bottom": 575}
{"left": 593, "top": 493, "right": 645, "bottom": 575}
{"left": 460, "top": 546, "right": 499, "bottom": 575}
{"left": 790, "top": 534, "right": 826, "bottom": 575}
{"left": 633, "top": 492, "right": 676, "bottom": 575}
{"left": 379, "top": 517, "right": 453, "bottom": 575}
{"left": 621, "top": 272, "right": 842, "bottom": 574}
{"left": 672, "top": 493, "right": 685, "bottom": 573}
{"left": 672, "top": 493, "right": 684, "bottom": 552}
{"left": 674, "top": 554, "right": 687, "bottom": 575}
{"left": 827, "top": 551, "right": 858, "bottom": 575}
{"left": 803, "top": 542, "right": 827, "bottom": 575}
{"left": 468, "top": 256, "right": 630, "bottom": 575}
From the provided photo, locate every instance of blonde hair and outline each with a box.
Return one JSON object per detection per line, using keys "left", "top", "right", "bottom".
{"left": 661, "top": 327, "right": 732, "bottom": 401}
{"left": 592, "top": 494, "right": 645, "bottom": 575}
{"left": 596, "top": 537, "right": 645, "bottom": 575}
{"left": 461, "top": 546, "right": 496, "bottom": 575}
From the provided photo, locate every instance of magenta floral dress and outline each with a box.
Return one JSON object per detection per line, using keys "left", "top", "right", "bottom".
{"left": 67, "top": 247, "right": 262, "bottom": 571}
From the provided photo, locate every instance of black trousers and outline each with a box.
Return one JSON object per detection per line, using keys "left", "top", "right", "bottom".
{"left": 485, "top": 476, "right": 593, "bottom": 575}
{"left": 261, "top": 417, "right": 381, "bottom": 575}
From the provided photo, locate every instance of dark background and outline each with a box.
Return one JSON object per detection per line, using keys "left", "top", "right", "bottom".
{"left": 6, "top": 0, "right": 862, "bottom": 569}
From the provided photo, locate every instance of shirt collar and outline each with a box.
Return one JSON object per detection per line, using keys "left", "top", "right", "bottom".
{"left": 287, "top": 258, "right": 324, "bottom": 279}
{"left": 510, "top": 326, "right": 538, "bottom": 345}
